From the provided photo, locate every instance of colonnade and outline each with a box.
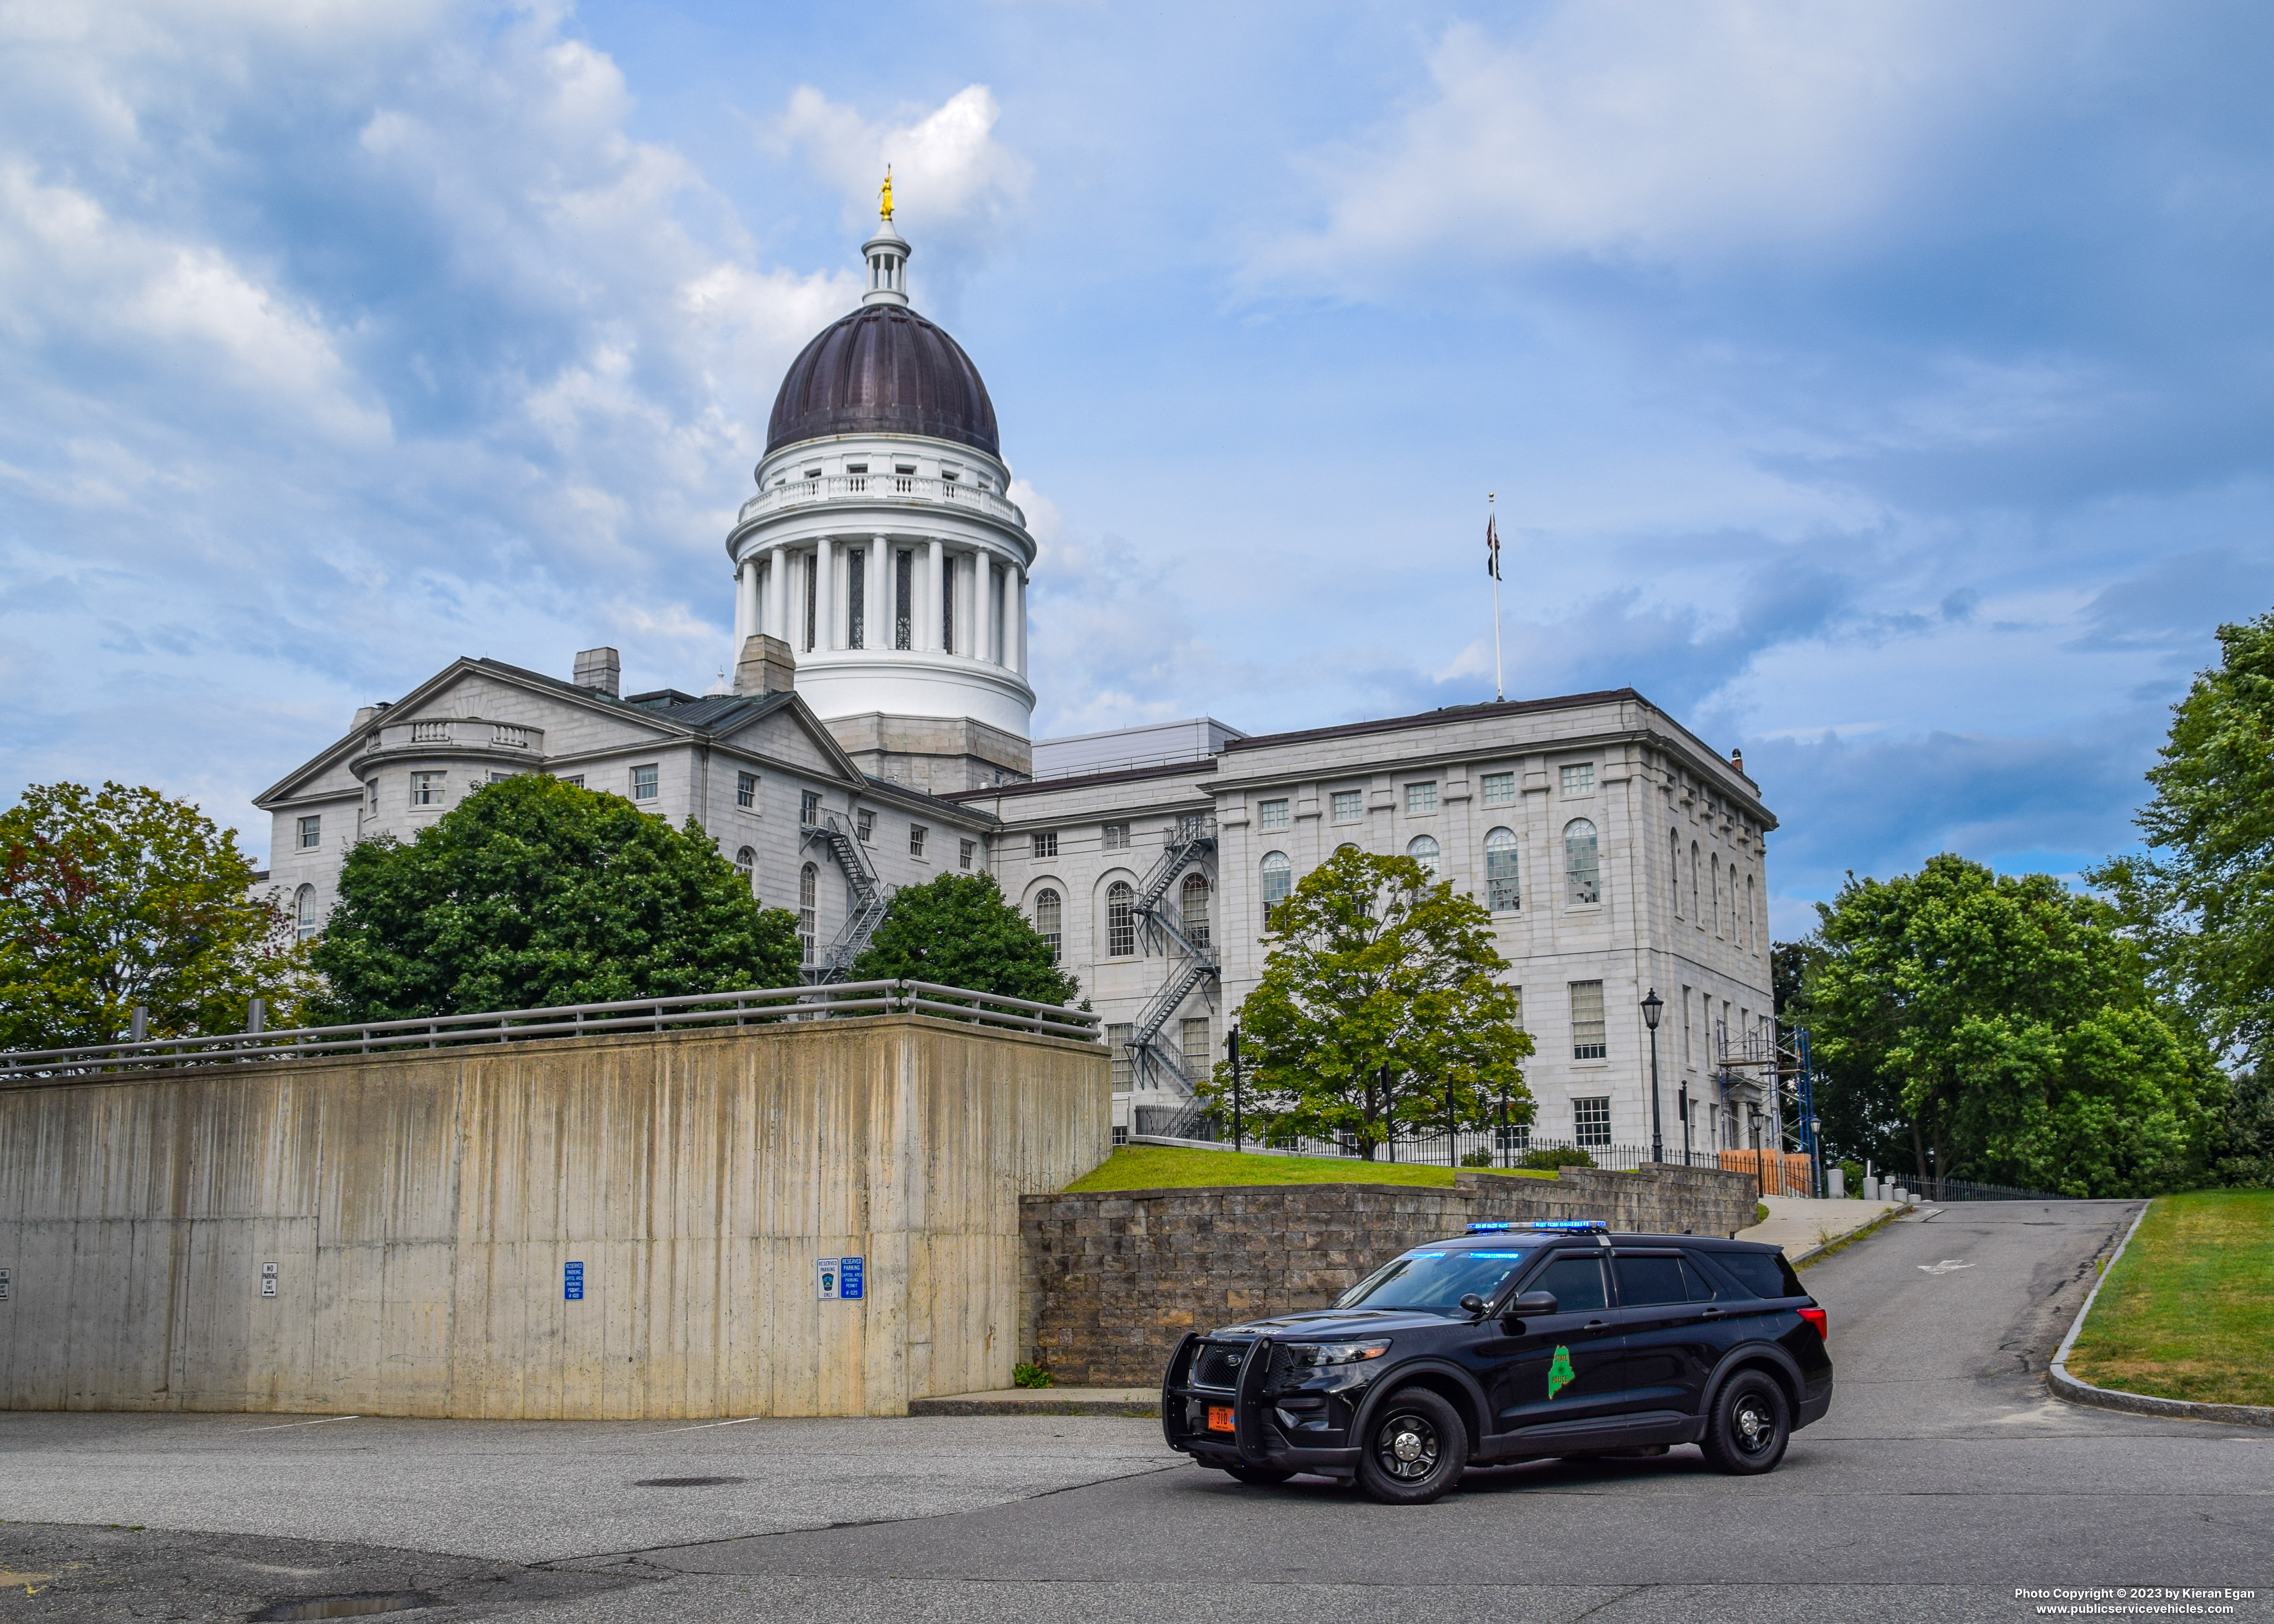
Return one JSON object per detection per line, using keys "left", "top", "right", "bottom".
{"left": 731, "top": 537, "right": 1026, "bottom": 674}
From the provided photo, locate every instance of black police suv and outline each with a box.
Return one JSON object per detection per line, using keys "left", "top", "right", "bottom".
{"left": 1160, "top": 1220, "right": 1832, "bottom": 1504}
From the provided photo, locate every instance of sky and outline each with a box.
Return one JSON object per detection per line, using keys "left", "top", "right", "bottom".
{"left": 2, "top": 0, "right": 2270, "bottom": 935}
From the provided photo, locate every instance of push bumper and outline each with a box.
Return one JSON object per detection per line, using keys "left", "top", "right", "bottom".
{"left": 1161, "top": 1334, "right": 1361, "bottom": 1475}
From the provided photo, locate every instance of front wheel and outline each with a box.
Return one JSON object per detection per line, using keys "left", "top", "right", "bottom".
{"left": 1224, "top": 1464, "right": 1295, "bottom": 1485}
{"left": 1354, "top": 1387, "right": 1469, "bottom": 1504}
{"left": 1700, "top": 1370, "right": 1790, "bottom": 1475}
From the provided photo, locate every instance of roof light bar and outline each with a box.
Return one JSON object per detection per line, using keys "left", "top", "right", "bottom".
{"left": 1465, "top": 1220, "right": 1608, "bottom": 1234}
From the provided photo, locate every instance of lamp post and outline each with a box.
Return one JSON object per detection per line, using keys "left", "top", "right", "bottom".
{"left": 1228, "top": 1025, "right": 1244, "bottom": 1154}
{"left": 1810, "top": 1115, "right": 1823, "bottom": 1198}
{"left": 1641, "top": 987, "right": 1665, "bottom": 1164}
{"left": 1678, "top": 1081, "right": 1691, "bottom": 1167}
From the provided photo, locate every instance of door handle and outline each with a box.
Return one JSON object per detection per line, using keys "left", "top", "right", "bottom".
{"left": 1702, "top": 1308, "right": 1723, "bottom": 1317}
{"left": 1584, "top": 1319, "right": 1609, "bottom": 1329}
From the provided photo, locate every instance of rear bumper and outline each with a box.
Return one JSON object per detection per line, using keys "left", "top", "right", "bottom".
{"left": 1797, "top": 1377, "right": 1833, "bottom": 1429}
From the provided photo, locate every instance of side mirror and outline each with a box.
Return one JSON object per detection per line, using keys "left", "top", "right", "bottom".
{"left": 1459, "top": 1292, "right": 1487, "bottom": 1319}
{"left": 1502, "top": 1290, "right": 1559, "bottom": 1323}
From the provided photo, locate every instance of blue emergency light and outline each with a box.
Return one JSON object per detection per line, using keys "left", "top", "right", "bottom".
{"left": 1466, "top": 1219, "right": 1608, "bottom": 1234}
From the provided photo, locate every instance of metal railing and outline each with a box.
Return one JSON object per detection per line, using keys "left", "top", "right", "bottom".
{"left": 1126, "top": 1113, "right": 1774, "bottom": 1176}
{"left": 0, "top": 979, "right": 1102, "bottom": 1084}
{"left": 1914, "top": 1176, "right": 2072, "bottom": 1202}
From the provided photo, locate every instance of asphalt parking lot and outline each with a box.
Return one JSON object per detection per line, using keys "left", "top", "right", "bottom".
{"left": 3, "top": 1200, "right": 2268, "bottom": 1623}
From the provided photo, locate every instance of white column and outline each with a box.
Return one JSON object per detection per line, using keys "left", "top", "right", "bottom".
{"left": 818, "top": 537, "right": 839, "bottom": 651}
{"left": 1014, "top": 568, "right": 1029, "bottom": 676}
{"left": 870, "top": 535, "right": 887, "bottom": 653}
{"left": 737, "top": 557, "right": 760, "bottom": 651}
{"left": 926, "top": 538, "right": 945, "bottom": 652}
{"left": 768, "top": 548, "right": 788, "bottom": 642}
{"left": 731, "top": 558, "right": 749, "bottom": 651}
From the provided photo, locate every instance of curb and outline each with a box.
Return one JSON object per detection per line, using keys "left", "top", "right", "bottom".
{"left": 1788, "top": 1202, "right": 1912, "bottom": 1268}
{"left": 909, "top": 1389, "right": 1161, "bottom": 1418}
{"left": 2046, "top": 1202, "right": 2274, "bottom": 1430}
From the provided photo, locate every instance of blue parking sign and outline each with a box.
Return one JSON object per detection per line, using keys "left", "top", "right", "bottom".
{"left": 840, "top": 1257, "right": 863, "bottom": 1300}
{"left": 564, "top": 1260, "right": 584, "bottom": 1301}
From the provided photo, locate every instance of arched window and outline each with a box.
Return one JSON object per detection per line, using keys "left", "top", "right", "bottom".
{"left": 1260, "top": 851, "right": 1293, "bottom": 910}
{"left": 1484, "top": 827, "right": 1519, "bottom": 911}
{"left": 1691, "top": 842, "right": 1702, "bottom": 923}
{"left": 1180, "top": 872, "right": 1211, "bottom": 949}
{"left": 1407, "top": 834, "right": 1440, "bottom": 877}
{"left": 1564, "top": 819, "right": 1600, "bottom": 905}
{"left": 798, "top": 863, "right": 818, "bottom": 964}
{"left": 735, "top": 846, "right": 756, "bottom": 895}
{"left": 1106, "top": 881, "right": 1135, "bottom": 957}
{"left": 1711, "top": 858, "right": 1722, "bottom": 936}
{"left": 294, "top": 884, "right": 318, "bottom": 943}
{"left": 1746, "top": 873, "right": 1757, "bottom": 949}
{"left": 1033, "top": 888, "right": 1062, "bottom": 961}
{"left": 1335, "top": 842, "right": 1360, "bottom": 855}
{"left": 1670, "top": 829, "right": 1682, "bottom": 916}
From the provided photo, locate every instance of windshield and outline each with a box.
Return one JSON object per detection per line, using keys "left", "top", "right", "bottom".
{"left": 1335, "top": 1247, "right": 1532, "bottom": 1313}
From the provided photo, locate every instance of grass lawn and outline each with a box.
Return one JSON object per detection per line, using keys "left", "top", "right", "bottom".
{"left": 2066, "top": 1188, "right": 2274, "bottom": 1409}
{"left": 1063, "top": 1144, "right": 1559, "bottom": 1193}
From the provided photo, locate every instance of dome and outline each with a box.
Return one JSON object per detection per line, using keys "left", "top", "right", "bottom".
{"left": 765, "top": 304, "right": 1000, "bottom": 457}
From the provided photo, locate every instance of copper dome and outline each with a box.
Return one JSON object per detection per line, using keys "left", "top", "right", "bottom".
{"left": 765, "top": 304, "right": 1000, "bottom": 457}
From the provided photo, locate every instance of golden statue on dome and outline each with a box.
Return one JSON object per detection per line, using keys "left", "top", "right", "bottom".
{"left": 880, "top": 166, "right": 894, "bottom": 221}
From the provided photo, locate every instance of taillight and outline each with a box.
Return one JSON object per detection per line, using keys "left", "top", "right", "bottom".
{"left": 1798, "top": 1305, "right": 1828, "bottom": 1344}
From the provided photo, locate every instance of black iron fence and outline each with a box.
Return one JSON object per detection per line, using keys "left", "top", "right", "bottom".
{"left": 1129, "top": 1106, "right": 1773, "bottom": 1176}
{"left": 1915, "top": 1176, "right": 2072, "bottom": 1202}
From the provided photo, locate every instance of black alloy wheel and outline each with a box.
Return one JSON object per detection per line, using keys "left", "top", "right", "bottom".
{"left": 1700, "top": 1369, "right": 1790, "bottom": 1475}
{"left": 1354, "top": 1387, "right": 1469, "bottom": 1504}
{"left": 1224, "top": 1464, "right": 1296, "bottom": 1485}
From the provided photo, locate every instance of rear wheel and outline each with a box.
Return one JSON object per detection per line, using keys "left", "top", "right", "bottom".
{"left": 1223, "top": 1464, "right": 1295, "bottom": 1485}
{"left": 1700, "top": 1370, "right": 1790, "bottom": 1475}
{"left": 1354, "top": 1387, "right": 1469, "bottom": 1504}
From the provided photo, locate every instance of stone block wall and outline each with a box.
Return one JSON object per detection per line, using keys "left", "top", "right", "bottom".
{"left": 1019, "top": 1164, "right": 1756, "bottom": 1387}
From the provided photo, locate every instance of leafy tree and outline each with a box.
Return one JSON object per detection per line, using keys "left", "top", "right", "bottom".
{"left": 0, "top": 780, "right": 310, "bottom": 1051}
{"left": 311, "top": 774, "right": 800, "bottom": 1021}
{"left": 850, "top": 871, "right": 1080, "bottom": 1005}
{"left": 2090, "top": 610, "right": 2274, "bottom": 1069}
{"left": 1808, "top": 853, "right": 2218, "bottom": 1197}
{"left": 1209, "top": 847, "right": 1532, "bottom": 1160}
{"left": 1773, "top": 933, "right": 1911, "bottom": 1173}
{"left": 2211, "top": 1068, "right": 2274, "bottom": 1187}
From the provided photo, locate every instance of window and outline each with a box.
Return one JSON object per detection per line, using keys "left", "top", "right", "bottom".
{"left": 1484, "top": 827, "right": 1519, "bottom": 910}
{"left": 1682, "top": 986, "right": 1694, "bottom": 1067}
{"left": 1102, "top": 822, "right": 1130, "bottom": 850}
{"left": 632, "top": 765, "right": 659, "bottom": 801}
{"left": 1746, "top": 873, "right": 1757, "bottom": 950}
{"left": 803, "top": 552, "right": 818, "bottom": 651}
{"left": 294, "top": 884, "right": 318, "bottom": 944}
{"left": 856, "top": 808, "right": 875, "bottom": 843}
{"left": 1572, "top": 1094, "right": 1612, "bottom": 1147}
{"left": 1331, "top": 790, "right": 1363, "bottom": 822}
{"left": 737, "top": 771, "right": 758, "bottom": 809}
{"left": 412, "top": 720, "right": 449, "bottom": 743}
{"left": 1561, "top": 762, "right": 1595, "bottom": 795}
{"left": 1260, "top": 850, "right": 1293, "bottom": 910}
{"left": 1108, "top": 1023, "right": 1134, "bottom": 1089}
{"left": 1407, "top": 834, "right": 1440, "bottom": 876}
{"left": 1510, "top": 985, "right": 1525, "bottom": 1029}
{"left": 895, "top": 548, "right": 913, "bottom": 651}
{"left": 297, "top": 815, "right": 321, "bottom": 850}
{"left": 558, "top": 774, "right": 583, "bottom": 789}
{"left": 1614, "top": 1255, "right": 1693, "bottom": 1307}
{"left": 960, "top": 839, "right": 975, "bottom": 871}
{"left": 1691, "top": 841, "right": 1701, "bottom": 921}
{"left": 410, "top": 771, "right": 443, "bottom": 806}
{"left": 1405, "top": 781, "right": 1438, "bottom": 813}
{"left": 941, "top": 554, "right": 955, "bottom": 653}
{"left": 801, "top": 790, "right": 821, "bottom": 825}
{"left": 910, "top": 824, "right": 927, "bottom": 857}
{"left": 847, "top": 545, "right": 865, "bottom": 649}
{"left": 1032, "top": 831, "right": 1058, "bottom": 858}
{"left": 1537, "top": 1253, "right": 1608, "bottom": 1311}
{"left": 1107, "top": 882, "right": 1135, "bottom": 957}
{"left": 1258, "top": 798, "right": 1290, "bottom": 832}
{"left": 798, "top": 864, "right": 818, "bottom": 963}
{"left": 1570, "top": 980, "right": 1607, "bottom": 1060}
{"left": 1180, "top": 872, "right": 1211, "bottom": 948}
{"left": 1480, "top": 771, "right": 1516, "bottom": 807}
{"left": 1563, "top": 819, "right": 1600, "bottom": 904}
{"left": 1671, "top": 829, "right": 1683, "bottom": 916}
{"left": 1711, "top": 857, "right": 1721, "bottom": 935}
{"left": 1181, "top": 1017, "right": 1211, "bottom": 1080}
{"left": 365, "top": 780, "right": 379, "bottom": 817}
{"left": 735, "top": 847, "right": 756, "bottom": 890}
{"left": 1034, "top": 889, "right": 1062, "bottom": 961}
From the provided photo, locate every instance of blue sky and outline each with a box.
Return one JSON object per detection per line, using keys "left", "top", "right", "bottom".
{"left": 2, "top": 0, "right": 2269, "bottom": 934}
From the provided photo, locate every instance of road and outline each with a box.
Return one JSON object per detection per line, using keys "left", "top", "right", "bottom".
{"left": 2, "top": 1200, "right": 2268, "bottom": 1623}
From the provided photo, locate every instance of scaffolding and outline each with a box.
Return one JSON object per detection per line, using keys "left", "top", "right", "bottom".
{"left": 1713, "top": 1016, "right": 1823, "bottom": 1196}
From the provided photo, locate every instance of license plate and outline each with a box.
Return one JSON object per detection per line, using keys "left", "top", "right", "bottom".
{"left": 1206, "top": 1406, "right": 1235, "bottom": 1433}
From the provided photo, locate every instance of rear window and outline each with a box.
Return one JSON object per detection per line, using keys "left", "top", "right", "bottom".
{"left": 1711, "top": 1250, "right": 1805, "bottom": 1299}
{"left": 1614, "top": 1254, "right": 1711, "bottom": 1306}
{"left": 1337, "top": 1247, "right": 1532, "bottom": 1312}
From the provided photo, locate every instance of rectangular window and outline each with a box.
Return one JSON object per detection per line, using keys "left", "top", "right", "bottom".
{"left": 847, "top": 546, "right": 866, "bottom": 649}
{"left": 1031, "top": 831, "right": 1057, "bottom": 858}
{"left": 1570, "top": 980, "right": 1607, "bottom": 1060}
{"left": 1573, "top": 1095, "right": 1613, "bottom": 1148}
{"left": 1258, "top": 798, "right": 1290, "bottom": 831}
{"left": 960, "top": 839, "right": 975, "bottom": 870}
{"left": 1331, "top": 790, "right": 1363, "bottom": 822}
{"left": 1480, "top": 771, "right": 1516, "bottom": 806}
{"left": 1102, "top": 822, "right": 1131, "bottom": 850}
{"left": 558, "top": 774, "right": 583, "bottom": 789}
{"left": 1682, "top": 986, "right": 1694, "bottom": 1068}
{"left": 941, "top": 554, "right": 955, "bottom": 653}
{"left": 1180, "top": 1017, "right": 1211, "bottom": 1081}
{"left": 1511, "top": 986, "right": 1524, "bottom": 1029}
{"left": 895, "top": 548, "right": 913, "bottom": 650}
{"left": 1405, "top": 781, "right": 1438, "bottom": 813}
{"left": 1561, "top": 762, "right": 1595, "bottom": 795}
{"left": 365, "top": 780, "right": 379, "bottom": 817}
{"left": 1108, "top": 1023, "right": 1134, "bottom": 1089}
{"left": 803, "top": 553, "right": 817, "bottom": 652}
{"left": 910, "top": 825, "right": 927, "bottom": 857}
{"left": 856, "top": 808, "right": 875, "bottom": 842}
{"left": 632, "top": 765, "right": 659, "bottom": 801}
{"left": 801, "top": 790, "right": 820, "bottom": 825}
{"left": 737, "top": 771, "right": 758, "bottom": 809}
{"left": 410, "top": 771, "right": 443, "bottom": 807}
{"left": 297, "top": 815, "right": 321, "bottom": 850}
{"left": 488, "top": 771, "right": 512, "bottom": 783}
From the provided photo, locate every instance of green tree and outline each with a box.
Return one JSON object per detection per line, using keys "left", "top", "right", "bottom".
{"left": 1211, "top": 847, "right": 1532, "bottom": 1160}
{"left": 0, "top": 780, "right": 310, "bottom": 1051}
{"left": 311, "top": 774, "right": 800, "bottom": 1021}
{"left": 1808, "top": 853, "right": 2217, "bottom": 1197}
{"left": 2090, "top": 610, "right": 2274, "bottom": 1070}
{"left": 1774, "top": 934, "right": 1912, "bottom": 1173}
{"left": 850, "top": 872, "right": 1080, "bottom": 1005}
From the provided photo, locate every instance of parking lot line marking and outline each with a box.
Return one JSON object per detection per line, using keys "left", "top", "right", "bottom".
{"left": 652, "top": 1416, "right": 766, "bottom": 1433}
{"left": 238, "top": 1415, "right": 360, "bottom": 1432}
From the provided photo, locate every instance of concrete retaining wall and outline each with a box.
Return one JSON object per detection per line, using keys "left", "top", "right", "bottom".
{"left": 1020, "top": 1164, "right": 1756, "bottom": 1387}
{"left": 0, "top": 1015, "right": 1109, "bottom": 1419}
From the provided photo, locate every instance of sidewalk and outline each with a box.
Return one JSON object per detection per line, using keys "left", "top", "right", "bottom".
{"left": 908, "top": 1387, "right": 1161, "bottom": 1417}
{"left": 1737, "top": 1195, "right": 1906, "bottom": 1263}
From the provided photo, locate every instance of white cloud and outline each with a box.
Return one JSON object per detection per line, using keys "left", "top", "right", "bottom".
{"left": 770, "top": 83, "right": 1032, "bottom": 247}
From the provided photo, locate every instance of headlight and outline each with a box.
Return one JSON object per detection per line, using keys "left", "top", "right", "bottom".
{"left": 1285, "top": 1339, "right": 1391, "bottom": 1368}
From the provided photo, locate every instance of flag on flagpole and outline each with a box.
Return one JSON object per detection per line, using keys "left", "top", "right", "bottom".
{"left": 1486, "top": 510, "right": 1501, "bottom": 580}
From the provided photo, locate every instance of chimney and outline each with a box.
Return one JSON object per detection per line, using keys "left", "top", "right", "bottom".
{"left": 574, "top": 646, "right": 621, "bottom": 700}
{"left": 1730, "top": 747, "right": 1746, "bottom": 775}
{"left": 732, "top": 634, "right": 798, "bottom": 697}
{"left": 352, "top": 705, "right": 380, "bottom": 731}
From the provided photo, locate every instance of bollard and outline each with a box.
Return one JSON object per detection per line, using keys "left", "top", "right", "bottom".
{"left": 1828, "top": 1168, "right": 1846, "bottom": 1200}
{"left": 248, "top": 997, "right": 266, "bottom": 1036}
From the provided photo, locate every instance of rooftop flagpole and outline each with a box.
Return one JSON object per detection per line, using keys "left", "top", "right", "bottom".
{"left": 1486, "top": 493, "right": 1505, "bottom": 703}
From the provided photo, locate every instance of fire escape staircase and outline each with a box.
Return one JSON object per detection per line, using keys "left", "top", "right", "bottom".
{"left": 1126, "top": 817, "right": 1220, "bottom": 1093}
{"left": 801, "top": 809, "right": 891, "bottom": 984}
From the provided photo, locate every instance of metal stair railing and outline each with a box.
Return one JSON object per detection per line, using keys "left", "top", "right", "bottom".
{"left": 802, "top": 809, "right": 892, "bottom": 984}
{"left": 1125, "top": 814, "right": 1220, "bottom": 1093}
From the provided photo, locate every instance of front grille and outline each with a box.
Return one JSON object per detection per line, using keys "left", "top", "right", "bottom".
{"left": 1266, "top": 1345, "right": 1299, "bottom": 1390}
{"left": 1191, "top": 1341, "right": 1249, "bottom": 1390}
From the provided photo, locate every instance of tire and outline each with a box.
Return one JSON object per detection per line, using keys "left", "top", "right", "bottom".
{"left": 1700, "top": 1370, "right": 1790, "bottom": 1475}
{"left": 1224, "top": 1464, "right": 1296, "bottom": 1485}
{"left": 1354, "top": 1387, "right": 1470, "bottom": 1505}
